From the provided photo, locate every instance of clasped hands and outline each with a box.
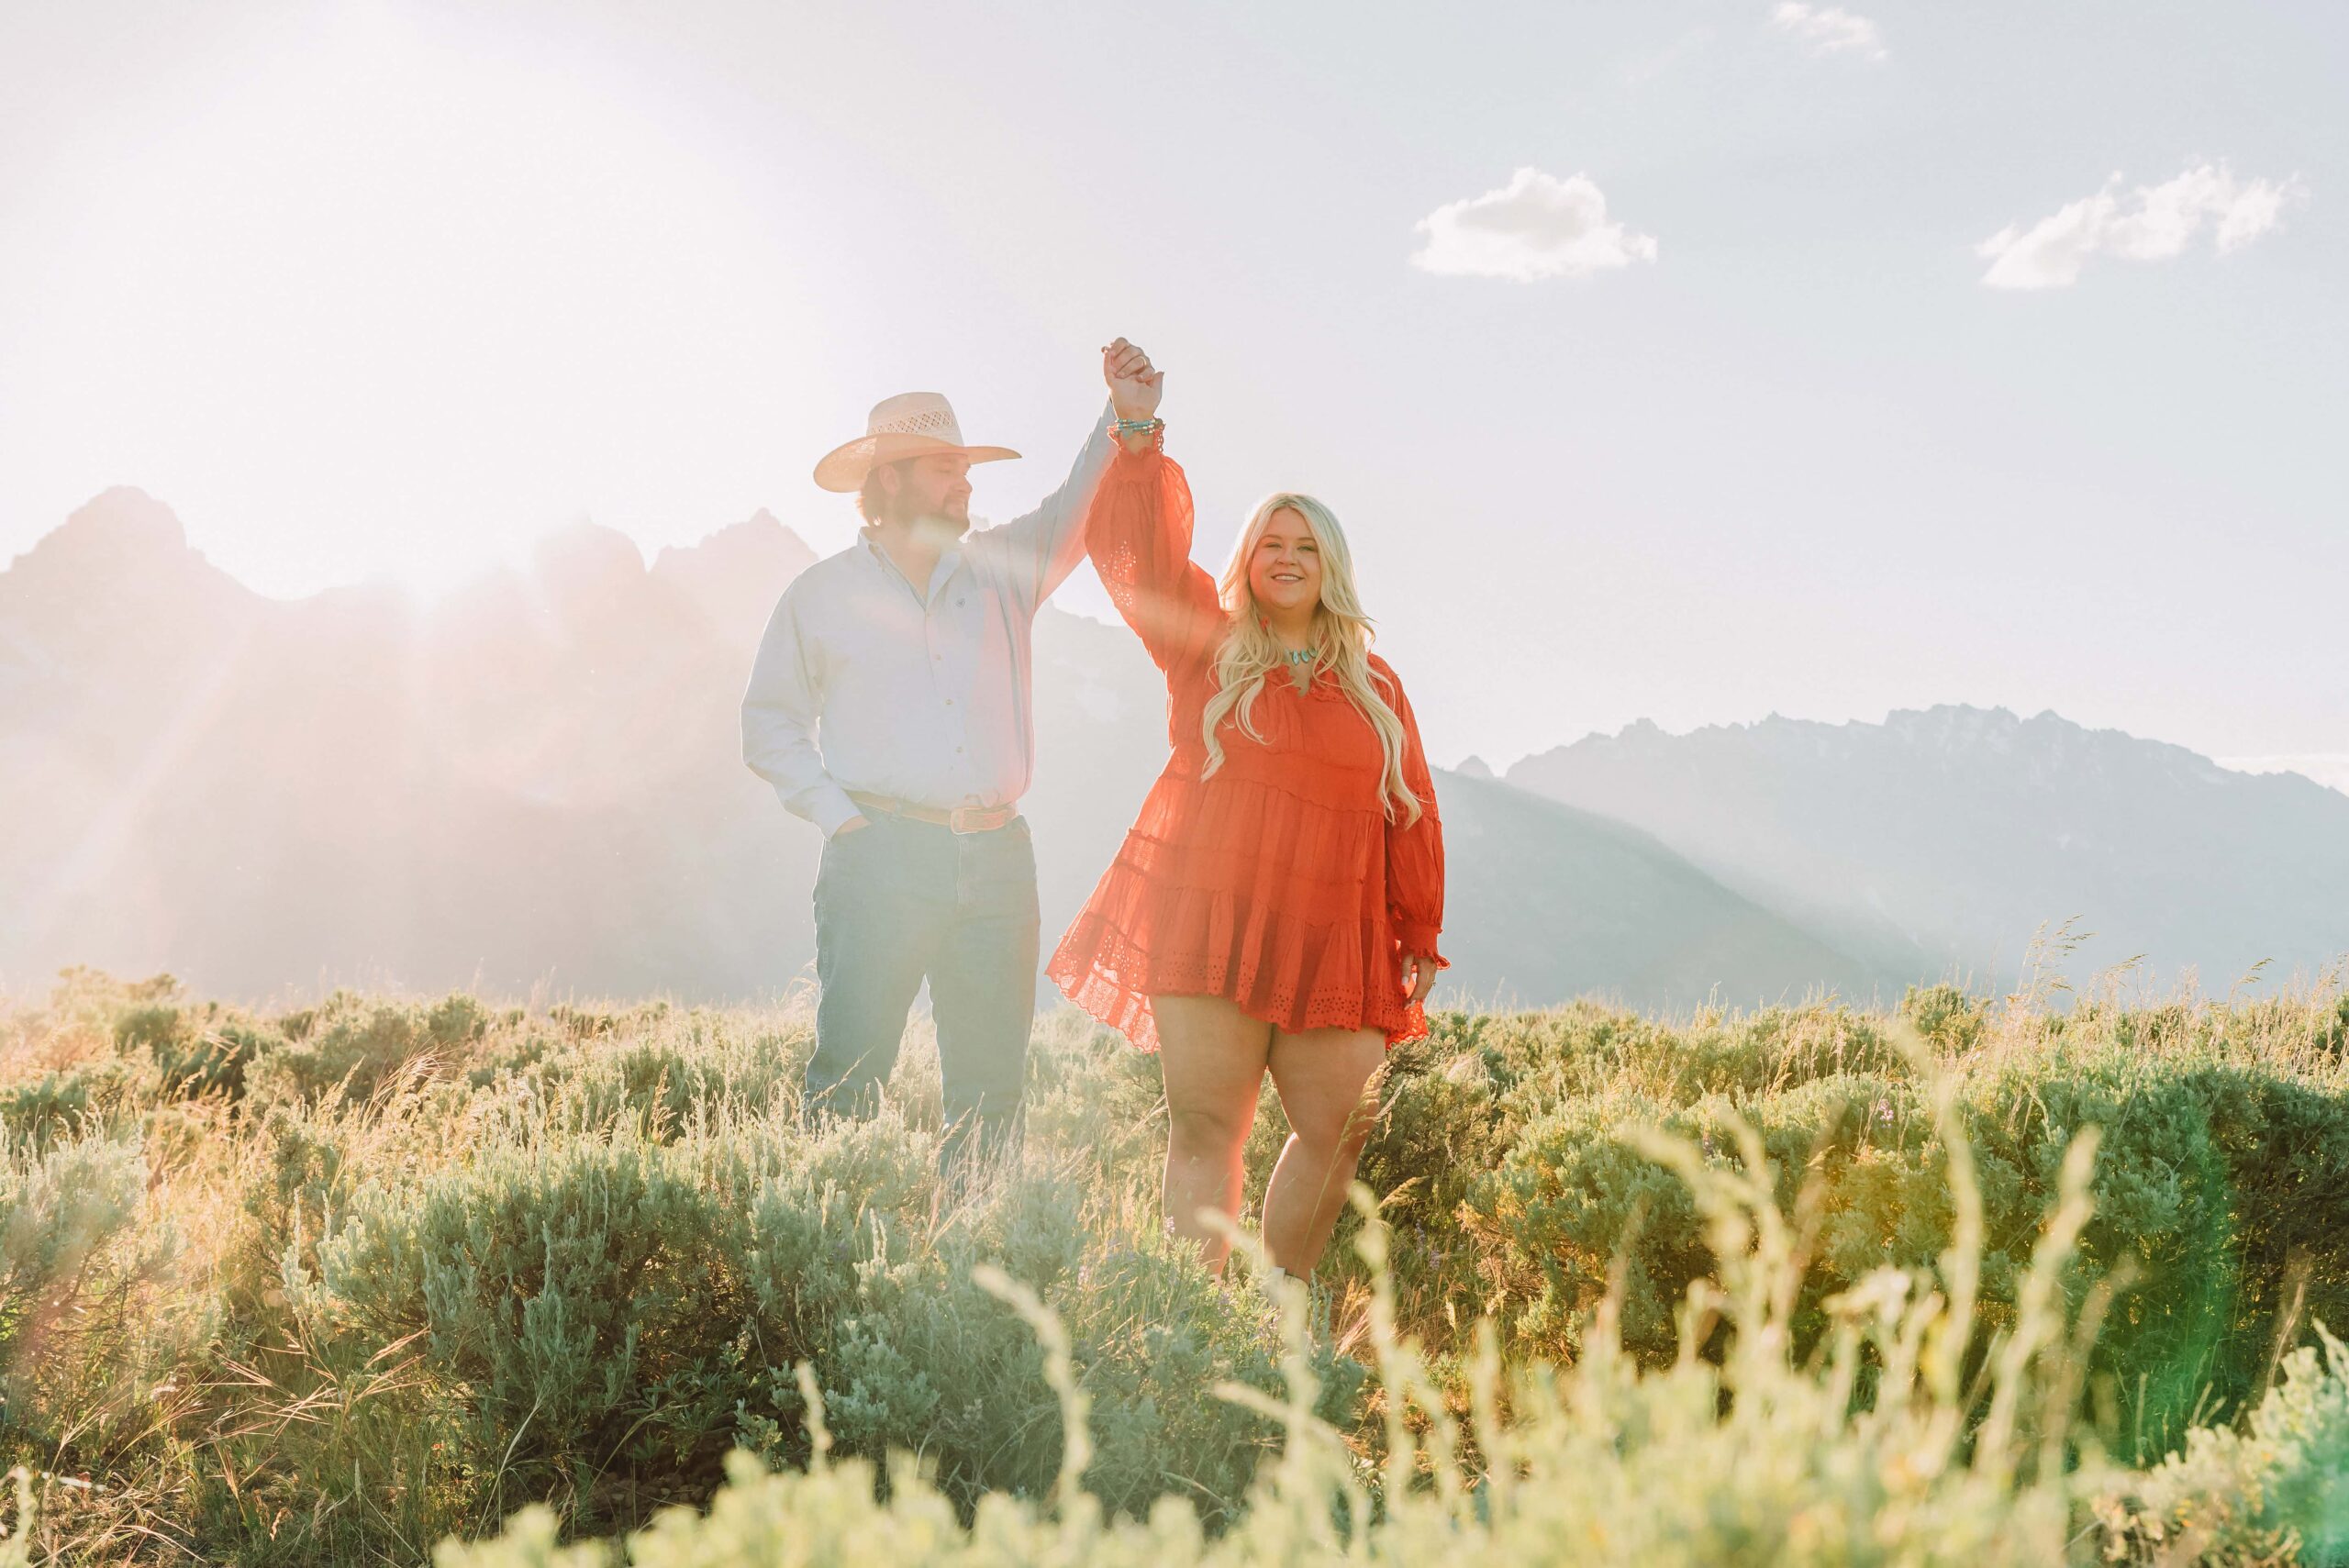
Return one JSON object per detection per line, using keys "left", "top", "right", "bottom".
{"left": 1103, "top": 336, "right": 1163, "bottom": 426}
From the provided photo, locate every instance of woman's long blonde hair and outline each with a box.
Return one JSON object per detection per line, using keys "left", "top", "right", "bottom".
{"left": 1201, "top": 493, "right": 1422, "bottom": 824}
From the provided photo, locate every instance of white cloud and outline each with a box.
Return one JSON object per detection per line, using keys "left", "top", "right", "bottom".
{"left": 1977, "top": 162, "right": 2310, "bottom": 290}
{"left": 1410, "top": 167, "right": 1658, "bottom": 284}
{"left": 1770, "top": 4, "right": 1887, "bottom": 63}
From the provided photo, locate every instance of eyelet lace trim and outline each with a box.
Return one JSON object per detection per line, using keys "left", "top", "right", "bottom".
{"left": 1050, "top": 910, "right": 1429, "bottom": 1055}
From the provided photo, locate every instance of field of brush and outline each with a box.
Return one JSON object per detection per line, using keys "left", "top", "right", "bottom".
{"left": 3, "top": 969, "right": 2347, "bottom": 1565}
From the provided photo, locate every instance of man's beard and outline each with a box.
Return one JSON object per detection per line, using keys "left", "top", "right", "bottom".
{"left": 901, "top": 506, "right": 970, "bottom": 542}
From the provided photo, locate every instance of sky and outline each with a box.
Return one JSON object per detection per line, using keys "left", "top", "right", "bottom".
{"left": 2, "top": 0, "right": 2343, "bottom": 777}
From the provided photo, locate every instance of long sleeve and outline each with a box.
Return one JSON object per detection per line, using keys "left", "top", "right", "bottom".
{"left": 970, "top": 398, "right": 1116, "bottom": 612}
{"left": 1086, "top": 446, "right": 1224, "bottom": 677}
{"left": 740, "top": 584, "right": 862, "bottom": 838}
{"left": 1378, "top": 661, "right": 1447, "bottom": 963}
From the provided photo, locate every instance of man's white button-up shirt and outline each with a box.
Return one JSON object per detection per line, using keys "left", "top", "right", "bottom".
{"left": 740, "top": 406, "right": 1114, "bottom": 838}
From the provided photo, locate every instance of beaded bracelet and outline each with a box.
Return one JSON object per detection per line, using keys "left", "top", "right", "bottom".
{"left": 1111, "top": 416, "right": 1165, "bottom": 450}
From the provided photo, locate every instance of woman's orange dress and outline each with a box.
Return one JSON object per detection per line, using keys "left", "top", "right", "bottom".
{"left": 1047, "top": 447, "right": 1447, "bottom": 1053}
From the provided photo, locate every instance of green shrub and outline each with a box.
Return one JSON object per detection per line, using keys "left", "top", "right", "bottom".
{"left": 1, "top": 1136, "right": 150, "bottom": 1361}
{"left": 1901, "top": 982, "right": 1991, "bottom": 1052}
{"left": 2099, "top": 1327, "right": 2349, "bottom": 1563}
{"left": 1461, "top": 1045, "right": 2349, "bottom": 1462}
{"left": 158, "top": 1019, "right": 279, "bottom": 1102}
{"left": 111, "top": 1003, "right": 187, "bottom": 1058}
{"left": 258, "top": 1101, "right": 1330, "bottom": 1550}
{"left": 245, "top": 992, "right": 492, "bottom": 1109}
{"left": 278, "top": 1121, "right": 780, "bottom": 1542}
{"left": 545, "top": 1001, "right": 672, "bottom": 1041}
{"left": 524, "top": 1027, "right": 806, "bottom": 1140}
{"left": 7, "top": 975, "right": 2347, "bottom": 1563}
{"left": 0, "top": 1133, "right": 184, "bottom": 1466}
{"left": 739, "top": 1169, "right": 1352, "bottom": 1529}
{"left": 433, "top": 1143, "right": 2349, "bottom": 1568}
{"left": 0, "top": 1073, "right": 97, "bottom": 1148}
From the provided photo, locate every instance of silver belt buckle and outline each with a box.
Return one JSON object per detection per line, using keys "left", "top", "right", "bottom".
{"left": 949, "top": 804, "right": 1009, "bottom": 835}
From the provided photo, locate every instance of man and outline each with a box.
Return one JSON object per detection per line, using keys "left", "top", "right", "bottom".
{"left": 742, "top": 339, "right": 1164, "bottom": 1168}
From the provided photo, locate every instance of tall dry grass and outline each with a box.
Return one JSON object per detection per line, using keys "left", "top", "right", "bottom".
{"left": 1, "top": 966, "right": 2344, "bottom": 1563}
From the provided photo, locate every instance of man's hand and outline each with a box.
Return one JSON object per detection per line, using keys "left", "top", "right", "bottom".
{"left": 1103, "top": 337, "right": 1163, "bottom": 422}
{"left": 832, "top": 816, "right": 872, "bottom": 840}
{"left": 1401, "top": 954, "right": 1437, "bottom": 1007}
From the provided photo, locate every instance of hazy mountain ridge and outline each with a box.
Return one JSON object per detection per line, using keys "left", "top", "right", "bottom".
{"left": 650, "top": 510, "right": 818, "bottom": 646}
{"left": 1, "top": 491, "right": 1881, "bottom": 1009}
{"left": 1433, "top": 771, "right": 1882, "bottom": 1006}
{"left": 2, "top": 490, "right": 800, "bottom": 997}
{"left": 1507, "top": 707, "right": 2349, "bottom": 988}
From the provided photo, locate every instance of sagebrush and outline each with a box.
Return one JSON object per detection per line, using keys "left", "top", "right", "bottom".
{"left": 3, "top": 965, "right": 2346, "bottom": 1563}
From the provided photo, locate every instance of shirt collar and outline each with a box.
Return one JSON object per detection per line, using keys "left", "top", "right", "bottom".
{"left": 861, "top": 530, "right": 961, "bottom": 602}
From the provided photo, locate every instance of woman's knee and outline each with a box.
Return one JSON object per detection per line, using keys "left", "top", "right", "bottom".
{"left": 1287, "top": 1095, "right": 1380, "bottom": 1166}
{"left": 1167, "top": 1100, "right": 1252, "bottom": 1155}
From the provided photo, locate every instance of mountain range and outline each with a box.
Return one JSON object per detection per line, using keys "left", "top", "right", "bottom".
{"left": 4, "top": 489, "right": 2342, "bottom": 1010}
{"left": 1508, "top": 707, "right": 2349, "bottom": 990}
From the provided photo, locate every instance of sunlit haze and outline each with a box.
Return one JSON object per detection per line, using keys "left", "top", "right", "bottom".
{"left": 4, "top": 0, "right": 2344, "bottom": 774}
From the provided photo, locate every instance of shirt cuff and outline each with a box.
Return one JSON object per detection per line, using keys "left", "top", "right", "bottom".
{"left": 1394, "top": 921, "right": 1447, "bottom": 963}
{"left": 797, "top": 784, "right": 864, "bottom": 840}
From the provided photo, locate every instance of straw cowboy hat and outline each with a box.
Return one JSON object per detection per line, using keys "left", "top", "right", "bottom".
{"left": 812, "top": 392, "right": 1020, "bottom": 493}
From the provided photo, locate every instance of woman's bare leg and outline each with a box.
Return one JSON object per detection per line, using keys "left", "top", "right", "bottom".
{"left": 1151, "top": 995, "right": 1275, "bottom": 1273}
{"left": 1263, "top": 1026, "right": 1388, "bottom": 1274}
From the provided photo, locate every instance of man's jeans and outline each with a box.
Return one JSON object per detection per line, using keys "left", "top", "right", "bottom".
{"left": 807, "top": 812, "right": 1041, "bottom": 1169}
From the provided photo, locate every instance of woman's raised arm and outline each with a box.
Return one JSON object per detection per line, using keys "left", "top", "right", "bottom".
{"left": 1086, "top": 442, "right": 1223, "bottom": 676}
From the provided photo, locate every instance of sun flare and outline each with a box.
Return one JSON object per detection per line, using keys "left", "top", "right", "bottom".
{"left": 11, "top": 2, "right": 821, "bottom": 597}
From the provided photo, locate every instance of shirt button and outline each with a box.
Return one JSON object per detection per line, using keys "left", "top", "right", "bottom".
{"left": 944, "top": 698, "right": 954, "bottom": 706}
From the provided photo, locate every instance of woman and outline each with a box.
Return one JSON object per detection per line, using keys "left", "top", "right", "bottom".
{"left": 1049, "top": 412, "right": 1445, "bottom": 1281}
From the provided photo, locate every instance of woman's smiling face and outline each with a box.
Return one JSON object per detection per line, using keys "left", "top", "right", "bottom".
{"left": 1248, "top": 506, "right": 1323, "bottom": 617}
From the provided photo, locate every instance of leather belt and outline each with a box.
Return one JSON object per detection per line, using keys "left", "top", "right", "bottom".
{"left": 848, "top": 791, "right": 1019, "bottom": 835}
